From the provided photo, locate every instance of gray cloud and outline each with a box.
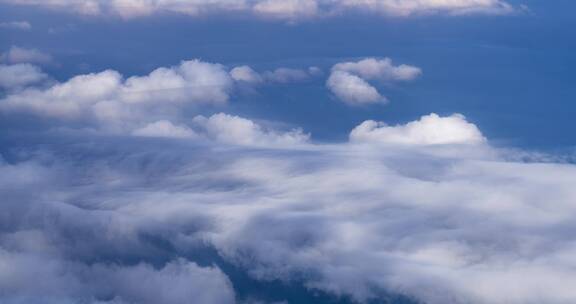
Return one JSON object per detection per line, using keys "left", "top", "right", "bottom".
{"left": 0, "top": 64, "right": 48, "bottom": 89}
{"left": 0, "top": 46, "right": 54, "bottom": 65}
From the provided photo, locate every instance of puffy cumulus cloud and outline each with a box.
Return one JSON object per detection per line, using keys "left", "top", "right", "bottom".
{"left": 0, "top": 0, "right": 517, "bottom": 20}
{"left": 0, "top": 64, "right": 48, "bottom": 89}
{"left": 327, "top": 57, "right": 421, "bottom": 105}
{"left": 326, "top": 70, "right": 385, "bottom": 105}
{"left": 0, "top": 21, "right": 31, "bottom": 30}
{"left": 0, "top": 46, "right": 54, "bottom": 65}
{"left": 0, "top": 59, "right": 233, "bottom": 127}
{"left": 230, "top": 65, "right": 264, "bottom": 84}
{"left": 333, "top": 57, "right": 422, "bottom": 82}
{"left": 0, "top": 61, "right": 314, "bottom": 146}
{"left": 1, "top": 124, "right": 576, "bottom": 304}
{"left": 350, "top": 113, "right": 486, "bottom": 145}
{"left": 193, "top": 113, "right": 310, "bottom": 146}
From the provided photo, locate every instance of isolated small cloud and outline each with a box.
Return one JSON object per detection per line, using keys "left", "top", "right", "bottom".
{"left": 0, "top": 21, "right": 31, "bottom": 30}
{"left": 327, "top": 70, "right": 386, "bottom": 105}
{"left": 327, "top": 57, "right": 421, "bottom": 105}
{"left": 0, "top": 64, "right": 47, "bottom": 89}
{"left": 0, "top": 46, "right": 54, "bottom": 65}
{"left": 333, "top": 57, "right": 422, "bottom": 82}
{"left": 350, "top": 113, "right": 486, "bottom": 145}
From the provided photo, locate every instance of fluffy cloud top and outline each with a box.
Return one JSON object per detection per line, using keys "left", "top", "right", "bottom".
{"left": 327, "top": 57, "right": 421, "bottom": 105}
{"left": 350, "top": 113, "right": 486, "bottom": 145}
{"left": 193, "top": 113, "right": 310, "bottom": 146}
{"left": 0, "top": 46, "right": 54, "bottom": 65}
{"left": 0, "top": 64, "right": 47, "bottom": 89}
{"left": 0, "top": 60, "right": 233, "bottom": 125}
{"left": 327, "top": 70, "right": 386, "bottom": 105}
{"left": 0, "top": 0, "right": 517, "bottom": 19}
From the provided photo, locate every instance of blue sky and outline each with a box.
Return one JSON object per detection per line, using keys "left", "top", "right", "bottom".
{"left": 1, "top": 1, "right": 576, "bottom": 304}
{"left": 1, "top": 0, "right": 575, "bottom": 148}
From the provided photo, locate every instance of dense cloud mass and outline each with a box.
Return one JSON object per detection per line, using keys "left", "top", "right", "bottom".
{"left": 1, "top": 122, "right": 576, "bottom": 303}
{"left": 0, "top": 0, "right": 517, "bottom": 19}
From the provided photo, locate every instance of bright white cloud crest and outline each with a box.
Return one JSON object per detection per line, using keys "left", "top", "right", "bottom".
{"left": 350, "top": 113, "right": 486, "bottom": 145}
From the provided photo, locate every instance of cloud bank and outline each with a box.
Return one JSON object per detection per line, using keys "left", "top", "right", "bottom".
{"left": 0, "top": 0, "right": 517, "bottom": 20}
{"left": 1, "top": 123, "right": 576, "bottom": 304}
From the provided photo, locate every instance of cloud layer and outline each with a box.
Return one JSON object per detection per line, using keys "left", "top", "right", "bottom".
{"left": 0, "top": 0, "right": 517, "bottom": 19}
{"left": 1, "top": 124, "right": 576, "bottom": 303}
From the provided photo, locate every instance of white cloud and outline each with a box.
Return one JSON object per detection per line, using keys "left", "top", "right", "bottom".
{"left": 350, "top": 113, "right": 486, "bottom": 145}
{"left": 0, "top": 60, "right": 233, "bottom": 124}
{"left": 252, "top": 0, "right": 318, "bottom": 19}
{"left": 0, "top": 0, "right": 517, "bottom": 19}
{"left": 327, "top": 57, "right": 422, "bottom": 105}
{"left": 0, "top": 21, "right": 31, "bottom": 30}
{"left": 132, "top": 120, "right": 198, "bottom": 139}
{"left": 2, "top": 126, "right": 576, "bottom": 304}
{"left": 230, "top": 65, "right": 263, "bottom": 84}
{"left": 333, "top": 57, "right": 422, "bottom": 82}
{"left": 326, "top": 70, "right": 386, "bottom": 105}
{"left": 121, "top": 59, "right": 233, "bottom": 105}
{"left": 339, "top": 0, "right": 516, "bottom": 16}
{"left": 0, "top": 46, "right": 54, "bottom": 65}
{"left": 0, "top": 64, "right": 47, "bottom": 89}
{"left": 193, "top": 113, "right": 310, "bottom": 146}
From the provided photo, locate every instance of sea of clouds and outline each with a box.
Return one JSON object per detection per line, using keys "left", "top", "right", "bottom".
{"left": 2, "top": 55, "right": 576, "bottom": 304}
